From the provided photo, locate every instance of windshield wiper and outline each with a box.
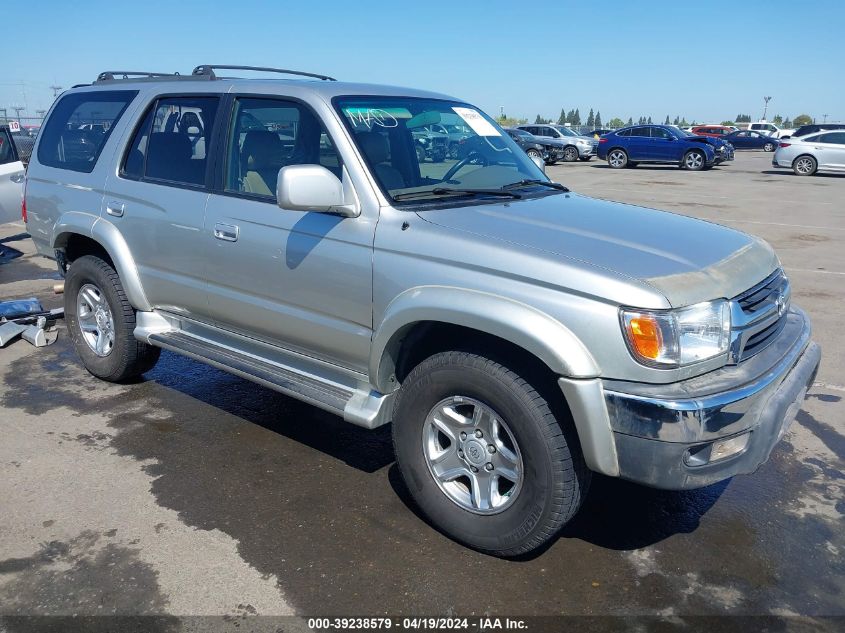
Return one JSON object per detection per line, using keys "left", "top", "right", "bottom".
{"left": 393, "top": 187, "right": 522, "bottom": 201}
{"left": 501, "top": 179, "right": 570, "bottom": 192}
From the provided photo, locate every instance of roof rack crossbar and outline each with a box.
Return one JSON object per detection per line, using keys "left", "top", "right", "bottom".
{"left": 192, "top": 65, "right": 336, "bottom": 81}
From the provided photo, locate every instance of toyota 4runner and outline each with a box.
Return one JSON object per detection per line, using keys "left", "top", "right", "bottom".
{"left": 24, "top": 65, "right": 821, "bottom": 557}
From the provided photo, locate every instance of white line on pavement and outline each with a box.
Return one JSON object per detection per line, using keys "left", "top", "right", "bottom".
{"left": 785, "top": 267, "right": 845, "bottom": 276}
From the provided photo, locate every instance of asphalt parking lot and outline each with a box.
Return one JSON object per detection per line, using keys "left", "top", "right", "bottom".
{"left": 0, "top": 151, "right": 842, "bottom": 625}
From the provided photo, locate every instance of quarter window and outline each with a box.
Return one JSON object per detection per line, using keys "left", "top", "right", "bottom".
{"left": 820, "top": 132, "right": 845, "bottom": 145}
{"left": 224, "top": 97, "right": 341, "bottom": 198}
{"left": 37, "top": 90, "right": 136, "bottom": 173}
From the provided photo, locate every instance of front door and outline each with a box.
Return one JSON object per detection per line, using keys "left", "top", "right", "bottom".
{"left": 815, "top": 132, "right": 845, "bottom": 170}
{"left": 203, "top": 96, "right": 375, "bottom": 373}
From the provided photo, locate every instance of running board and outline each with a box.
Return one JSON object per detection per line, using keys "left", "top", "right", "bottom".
{"left": 146, "top": 330, "right": 394, "bottom": 429}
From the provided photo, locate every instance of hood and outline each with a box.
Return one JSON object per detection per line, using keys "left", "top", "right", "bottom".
{"left": 416, "top": 193, "right": 779, "bottom": 307}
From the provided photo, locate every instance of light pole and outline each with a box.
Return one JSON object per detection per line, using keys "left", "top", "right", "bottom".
{"left": 0, "top": 108, "right": 7, "bottom": 123}
{"left": 823, "top": 114, "right": 829, "bottom": 123}
{"left": 12, "top": 106, "right": 25, "bottom": 122}
{"left": 762, "top": 96, "right": 772, "bottom": 121}
{"left": 49, "top": 85, "right": 63, "bottom": 98}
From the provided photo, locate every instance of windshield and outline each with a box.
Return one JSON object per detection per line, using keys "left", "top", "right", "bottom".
{"left": 335, "top": 97, "right": 547, "bottom": 204}
{"left": 553, "top": 126, "right": 579, "bottom": 137}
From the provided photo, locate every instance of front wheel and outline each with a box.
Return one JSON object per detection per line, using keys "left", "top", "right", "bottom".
{"left": 793, "top": 155, "right": 817, "bottom": 176}
{"left": 607, "top": 148, "right": 628, "bottom": 168}
{"left": 562, "top": 146, "right": 579, "bottom": 162}
{"left": 65, "top": 255, "right": 161, "bottom": 381}
{"left": 683, "top": 150, "right": 706, "bottom": 171}
{"left": 526, "top": 148, "right": 542, "bottom": 161}
{"left": 392, "top": 351, "right": 590, "bottom": 557}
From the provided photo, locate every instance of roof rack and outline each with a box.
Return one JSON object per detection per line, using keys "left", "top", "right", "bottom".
{"left": 191, "top": 65, "right": 336, "bottom": 81}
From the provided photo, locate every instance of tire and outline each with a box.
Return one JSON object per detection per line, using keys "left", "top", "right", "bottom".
{"left": 562, "top": 146, "right": 579, "bottom": 162}
{"left": 65, "top": 255, "right": 161, "bottom": 382}
{"left": 792, "top": 155, "right": 817, "bottom": 176}
{"left": 433, "top": 150, "right": 446, "bottom": 163}
{"left": 683, "top": 150, "right": 706, "bottom": 171}
{"left": 526, "top": 148, "right": 542, "bottom": 161}
{"left": 415, "top": 145, "right": 426, "bottom": 163}
{"left": 607, "top": 148, "right": 628, "bottom": 168}
{"left": 392, "top": 350, "right": 590, "bottom": 557}
{"left": 763, "top": 142, "right": 775, "bottom": 152}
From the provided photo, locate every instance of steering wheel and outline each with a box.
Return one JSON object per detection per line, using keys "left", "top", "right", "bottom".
{"left": 442, "top": 151, "right": 487, "bottom": 182}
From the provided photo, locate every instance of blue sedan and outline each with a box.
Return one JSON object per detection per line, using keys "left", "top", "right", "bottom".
{"left": 597, "top": 124, "right": 717, "bottom": 170}
{"left": 722, "top": 130, "right": 778, "bottom": 152}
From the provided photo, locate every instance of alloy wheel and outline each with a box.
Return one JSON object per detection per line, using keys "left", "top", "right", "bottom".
{"left": 76, "top": 283, "right": 115, "bottom": 357}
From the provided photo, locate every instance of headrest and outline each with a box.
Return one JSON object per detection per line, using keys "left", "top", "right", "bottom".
{"left": 180, "top": 112, "right": 203, "bottom": 134}
{"left": 242, "top": 131, "right": 283, "bottom": 171}
{"left": 148, "top": 133, "right": 191, "bottom": 161}
{"left": 356, "top": 131, "right": 389, "bottom": 165}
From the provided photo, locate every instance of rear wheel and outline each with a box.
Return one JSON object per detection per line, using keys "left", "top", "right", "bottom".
{"left": 607, "top": 149, "right": 628, "bottom": 168}
{"left": 763, "top": 141, "right": 775, "bottom": 152}
{"left": 415, "top": 145, "right": 426, "bottom": 163}
{"left": 562, "top": 146, "right": 579, "bottom": 162}
{"left": 392, "top": 350, "right": 590, "bottom": 557}
{"left": 65, "top": 255, "right": 160, "bottom": 382}
{"left": 792, "top": 155, "right": 817, "bottom": 176}
{"left": 683, "top": 150, "right": 705, "bottom": 171}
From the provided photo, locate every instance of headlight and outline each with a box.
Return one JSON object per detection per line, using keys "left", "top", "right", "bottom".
{"left": 576, "top": 139, "right": 590, "bottom": 145}
{"left": 620, "top": 300, "right": 731, "bottom": 367}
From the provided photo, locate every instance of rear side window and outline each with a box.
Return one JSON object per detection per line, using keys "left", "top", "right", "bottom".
{"left": 0, "top": 129, "right": 17, "bottom": 164}
{"left": 819, "top": 132, "right": 845, "bottom": 145}
{"left": 37, "top": 90, "right": 136, "bottom": 173}
{"left": 122, "top": 96, "right": 220, "bottom": 187}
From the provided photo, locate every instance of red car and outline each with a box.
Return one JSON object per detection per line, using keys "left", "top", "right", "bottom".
{"left": 691, "top": 125, "right": 736, "bottom": 138}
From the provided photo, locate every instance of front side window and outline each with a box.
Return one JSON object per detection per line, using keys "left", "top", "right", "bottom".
{"left": 122, "top": 96, "right": 220, "bottom": 186}
{"left": 650, "top": 127, "right": 672, "bottom": 139}
{"left": 0, "top": 129, "right": 16, "bottom": 165}
{"left": 37, "top": 90, "right": 136, "bottom": 173}
{"left": 224, "top": 97, "right": 342, "bottom": 198}
{"left": 820, "top": 132, "right": 845, "bottom": 145}
{"left": 335, "top": 97, "right": 547, "bottom": 205}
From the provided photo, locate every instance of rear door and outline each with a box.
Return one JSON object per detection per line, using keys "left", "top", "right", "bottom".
{"left": 814, "top": 132, "right": 845, "bottom": 170}
{"left": 0, "top": 128, "right": 24, "bottom": 223}
{"left": 626, "top": 126, "right": 652, "bottom": 160}
{"left": 101, "top": 94, "right": 223, "bottom": 318}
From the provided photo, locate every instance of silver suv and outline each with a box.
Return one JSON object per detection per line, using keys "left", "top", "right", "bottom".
{"left": 516, "top": 124, "right": 598, "bottom": 161}
{"left": 24, "top": 66, "right": 820, "bottom": 557}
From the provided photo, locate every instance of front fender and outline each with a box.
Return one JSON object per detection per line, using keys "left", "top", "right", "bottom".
{"left": 370, "top": 285, "right": 599, "bottom": 392}
{"left": 53, "top": 213, "right": 151, "bottom": 311}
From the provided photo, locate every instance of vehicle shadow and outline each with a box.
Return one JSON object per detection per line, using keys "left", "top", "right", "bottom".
{"left": 759, "top": 170, "right": 845, "bottom": 178}
{"left": 589, "top": 163, "right": 723, "bottom": 171}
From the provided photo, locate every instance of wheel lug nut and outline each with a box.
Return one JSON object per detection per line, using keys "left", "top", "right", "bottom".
{"left": 474, "top": 429, "right": 483, "bottom": 438}
{"left": 470, "top": 466, "right": 478, "bottom": 473}
{"left": 458, "top": 449, "right": 464, "bottom": 458}
{"left": 488, "top": 444, "right": 496, "bottom": 454}
{"left": 485, "top": 463, "right": 493, "bottom": 471}
{"left": 460, "top": 432, "right": 467, "bottom": 440}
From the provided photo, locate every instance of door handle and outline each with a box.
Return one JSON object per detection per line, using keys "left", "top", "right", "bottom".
{"left": 10, "top": 173, "right": 24, "bottom": 184}
{"left": 213, "top": 223, "right": 239, "bottom": 242}
{"left": 106, "top": 202, "right": 125, "bottom": 217}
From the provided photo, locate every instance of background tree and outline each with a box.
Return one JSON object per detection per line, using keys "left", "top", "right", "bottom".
{"left": 627, "top": 117, "right": 633, "bottom": 126}
{"left": 594, "top": 111, "right": 602, "bottom": 127}
{"left": 534, "top": 114, "right": 544, "bottom": 124}
{"left": 557, "top": 108, "right": 566, "bottom": 125}
{"left": 573, "top": 108, "right": 581, "bottom": 126}
{"left": 736, "top": 114, "right": 751, "bottom": 123}
{"left": 587, "top": 108, "right": 595, "bottom": 128}
{"left": 647, "top": 116, "right": 653, "bottom": 124}
{"left": 608, "top": 117, "right": 625, "bottom": 128}
{"left": 773, "top": 114, "right": 783, "bottom": 125}
{"left": 783, "top": 117, "right": 793, "bottom": 128}
{"left": 792, "top": 114, "right": 813, "bottom": 126}
{"left": 673, "top": 115, "right": 680, "bottom": 125}
{"left": 665, "top": 115, "right": 670, "bottom": 125}
{"left": 566, "top": 109, "right": 576, "bottom": 124}
{"left": 721, "top": 120, "right": 735, "bottom": 126}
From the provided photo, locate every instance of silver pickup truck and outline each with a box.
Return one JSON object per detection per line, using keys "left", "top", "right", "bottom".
{"left": 24, "top": 66, "right": 820, "bottom": 557}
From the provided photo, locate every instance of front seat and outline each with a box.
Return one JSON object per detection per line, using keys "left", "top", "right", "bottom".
{"left": 240, "top": 131, "right": 284, "bottom": 196}
{"left": 356, "top": 131, "right": 406, "bottom": 190}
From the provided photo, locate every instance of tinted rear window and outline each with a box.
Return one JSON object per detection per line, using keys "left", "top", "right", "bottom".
{"left": 37, "top": 90, "right": 136, "bottom": 173}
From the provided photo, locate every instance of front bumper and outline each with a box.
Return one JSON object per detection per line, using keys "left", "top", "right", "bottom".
{"left": 577, "top": 143, "right": 597, "bottom": 157}
{"left": 600, "top": 308, "right": 819, "bottom": 490}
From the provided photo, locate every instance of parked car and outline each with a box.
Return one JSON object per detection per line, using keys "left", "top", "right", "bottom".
{"left": 25, "top": 65, "right": 820, "bottom": 557}
{"left": 0, "top": 125, "right": 25, "bottom": 223}
{"left": 790, "top": 123, "right": 845, "bottom": 138}
{"left": 504, "top": 128, "right": 565, "bottom": 164}
{"left": 772, "top": 131, "right": 845, "bottom": 175}
{"left": 722, "top": 130, "right": 778, "bottom": 151}
{"left": 516, "top": 124, "right": 597, "bottom": 161}
{"left": 748, "top": 121, "right": 794, "bottom": 139}
{"left": 691, "top": 125, "right": 736, "bottom": 138}
{"left": 598, "top": 124, "right": 718, "bottom": 170}
{"left": 412, "top": 127, "right": 448, "bottom": 163}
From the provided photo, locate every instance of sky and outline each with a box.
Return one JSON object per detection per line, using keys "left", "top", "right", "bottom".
{"left": 5, "top": 0, "right": 844, "bottom": 125}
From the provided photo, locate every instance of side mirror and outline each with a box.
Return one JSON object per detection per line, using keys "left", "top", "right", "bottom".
{"left": 529, "top": 153, "right": 546, "bottom": 173}
{"left": 276, "top": 165, "right": 359, "bottom": 217}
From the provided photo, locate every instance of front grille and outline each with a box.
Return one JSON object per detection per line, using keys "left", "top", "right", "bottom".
{"left": 736, "top": 269, "right": 786, "bottom": 313}
{"left": 731, "top": 269, "right": 790, "bottom": 362}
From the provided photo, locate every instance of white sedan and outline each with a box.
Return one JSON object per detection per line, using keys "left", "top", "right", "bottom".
{"left": 772, "top": 131, "right": 845, "bottom": 176}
